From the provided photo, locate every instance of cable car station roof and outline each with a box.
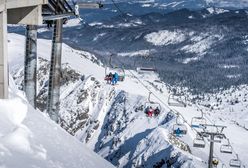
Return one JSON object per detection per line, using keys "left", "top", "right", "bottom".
{"left": 42, "top": 0, "right": 75, "bottom": 20}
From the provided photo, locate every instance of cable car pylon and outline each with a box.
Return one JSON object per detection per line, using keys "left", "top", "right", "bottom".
{"left": 46, "top": 1, "right": 103, "bottom": 123}
{"left": 47, "top": 17, "right": 63, "bottom": 123}
{"left": 24, "top": 25, "right": 38, "bottom": 108}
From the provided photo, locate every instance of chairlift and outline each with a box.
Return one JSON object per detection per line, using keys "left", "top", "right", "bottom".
{"left": 230, "top": 154, "right": 241, "bottom": 168}
{"left": 220, "top": 139, "right": 233, "bottom": 154}
{"left": 168, "top": 94, "right": 186, "bottom": 107}
{"left": 104, "top": 54, "right": 125, "bottom": 82}
{"left": 144, "top": 92, "right": 161, "bottom": 116}
{"left": 193, "top": 134, "right": 205, "bottom": 148}
{"left": 173, "top": 115, "right": 187, "bottom": 136}
{"left": 191, "top": 111, "right": 207, "bottom": 128}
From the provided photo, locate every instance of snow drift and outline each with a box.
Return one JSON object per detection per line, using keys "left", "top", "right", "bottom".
{"left": 0, "top": 77, "right": 114, "bottom": 168}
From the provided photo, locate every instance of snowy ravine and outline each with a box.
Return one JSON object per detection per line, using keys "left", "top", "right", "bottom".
{"left": 9, "top": 33, "right": 248, "bottom": 168}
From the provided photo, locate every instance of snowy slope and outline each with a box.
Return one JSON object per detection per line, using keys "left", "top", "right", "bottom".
{"left": 0, "top": 77, "right": 115, "bottom": 168}
{"left": 8, "top": 33, "right": 248, "bottom": 168}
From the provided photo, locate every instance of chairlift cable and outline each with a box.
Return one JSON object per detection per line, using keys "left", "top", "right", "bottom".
{"left": 110, "top": 0, "right": 126, "bottom": 18}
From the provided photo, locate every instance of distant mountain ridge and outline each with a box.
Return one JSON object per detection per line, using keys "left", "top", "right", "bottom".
{"left": 48, "top": 7, "right": 248, "bottom": 93}
{"left": 8, "top": 3, "right": 248, "bottom": 93}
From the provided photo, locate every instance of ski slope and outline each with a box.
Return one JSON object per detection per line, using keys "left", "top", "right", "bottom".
{"left": 8, "top": 33, "right": 248, "bottom": 167}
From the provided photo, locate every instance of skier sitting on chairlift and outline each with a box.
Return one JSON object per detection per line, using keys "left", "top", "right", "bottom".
{"left": 175, "top": 128, "right": 181, "bottom": 136}
{"left": 145, "top": 106, "right": 149, "bottom": 115}
{"left": 112, "top": 72, "right": 119, "bottom": 85}
{"left": 105, "top": 72, "right": 113, "bottom": 84}
{"left": 154, "top": 107, "right": 160, "bottom": 116}
{"left": 147, "top": 106, "right": 154, "bottom": 117}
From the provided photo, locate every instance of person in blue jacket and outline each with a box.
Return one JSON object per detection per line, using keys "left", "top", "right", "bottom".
{"left": 112, "top": 72, "right": 119, "bottom": 85}
{"left": 175, "top": 128, "right": 181, "bottom": 136}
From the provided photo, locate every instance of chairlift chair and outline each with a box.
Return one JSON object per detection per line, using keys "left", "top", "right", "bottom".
{"left": 105, "top": 66, "right": 125, "bottom": 82}
{"left": 193, "top": 134, "right": 205, "bottom": 148}
{"left": 173, "top": 116, "right": 187, "bottom": 136}
{"left": 144, "top": 92, "right": 161, "bottom": 116}
{"left": 104, "top": 54, "right": 125, "bottom": 82}
{"left": 168, "top": 94, "right": 186, "bottom": 107}
{"left": 230, "top": 154, "right": 241, "bottom": 168}
{"left": 221, "top": 145, "right": 233, "bottom": 154}
{"left": 191, "top": 111, "right": 207, "bottom": 128}
{"left": 145, "top": 102, "right": 161, "bottom": 111}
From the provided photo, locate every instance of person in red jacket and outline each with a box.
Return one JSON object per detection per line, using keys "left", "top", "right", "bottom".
{"left": 147, "top": 106, "right": 154, "bottom": 117}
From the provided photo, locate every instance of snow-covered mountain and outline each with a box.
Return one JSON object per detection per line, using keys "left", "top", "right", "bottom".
{"left": 9, "top": 3, "right": 248, "bottom": 94}
{"left": 8, "top": 33, "right": 248, "bottom": 167}
{"left": 51, "top": 8, "right": 248, "bottom": 94}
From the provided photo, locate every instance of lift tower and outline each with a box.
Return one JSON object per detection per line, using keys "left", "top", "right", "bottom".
{"left": 200, "top": 124, "right": 226, "bottom": 168}
{"left": 24, "top": 25, "right": 38, "bottom": 108}
{"left": 46, "top": 1, "right": 103, "bottom": 123}
{"left": 46, "top": 0, "right": 69, "bottom": 123}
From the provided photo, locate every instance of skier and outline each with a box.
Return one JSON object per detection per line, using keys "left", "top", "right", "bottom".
{"left": 144, "top": 106, "right": 149, "bottom": 115}
{"left": 105, "top": 72, "right": 112, "bottom": 84}
{"left": 112, "top": 72, "right": 119, "bottom": 85}
{"left": 175, "top": 128, "right": 181, "bottom": 136}
{"left": 154, "top": 107, "right": 160, "bottom": 116}
{"left": 147, "top": 106, "right": 153, "bottom": 117}
{"left": 109, "top": 72, "right": 113, "bottom": 81}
